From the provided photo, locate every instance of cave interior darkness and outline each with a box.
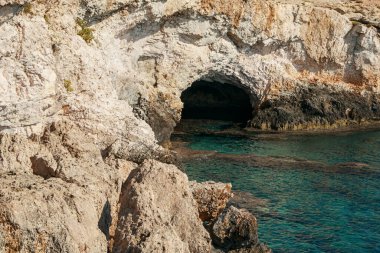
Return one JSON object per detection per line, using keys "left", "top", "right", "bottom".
{"left": 180, "top": 80, "right": 253, "bottom": 124}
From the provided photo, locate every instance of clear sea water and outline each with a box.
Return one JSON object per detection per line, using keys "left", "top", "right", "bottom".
{"left": 172, "top": 121, "right": 380, "bottom": 253}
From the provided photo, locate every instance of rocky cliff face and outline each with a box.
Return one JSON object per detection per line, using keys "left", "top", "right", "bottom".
{"left": 1, "top": 0, "right": 380, "bottom": 141}
{"left": 0, "top": 0, "right": 379, "bottom": 252}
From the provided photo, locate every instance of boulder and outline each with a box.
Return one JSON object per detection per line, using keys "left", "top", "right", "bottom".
{"left": 190, "top": 181, "right": 233, "bottom": 222}
{"left": 211, "top": 206, "right": 269, "bottom": 252}
{"left": 113, "top": 160, "right": 211, "bottom": 253}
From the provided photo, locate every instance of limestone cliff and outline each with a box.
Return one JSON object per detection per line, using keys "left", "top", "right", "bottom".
{"left": 1, "top": 0, "right": 380, "bottom": 141}
{"left": 0, "top": 0, "right": 379, "bottom": 252}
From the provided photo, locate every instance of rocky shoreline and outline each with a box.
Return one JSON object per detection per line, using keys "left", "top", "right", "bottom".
{"left": 0, "top": 121, "right": 271, "bottom": 253}
{"left": 1, "top": 0, "right": 380, "bottom": 252}
{"left": 250, "top": 83, "right": 380, "bottom": 131}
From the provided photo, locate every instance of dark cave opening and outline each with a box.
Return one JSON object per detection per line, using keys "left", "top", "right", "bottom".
{"left": 181, "top": 80, "right": 252, "bottom": 123}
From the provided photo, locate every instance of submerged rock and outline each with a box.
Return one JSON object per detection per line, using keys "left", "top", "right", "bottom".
{"left": 228, "top": 191, "right": 269, "bottom": 213}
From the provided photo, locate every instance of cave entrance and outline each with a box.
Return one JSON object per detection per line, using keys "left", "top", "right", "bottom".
{"left": 180, "top": 80, "right": 252, "bottom": 124}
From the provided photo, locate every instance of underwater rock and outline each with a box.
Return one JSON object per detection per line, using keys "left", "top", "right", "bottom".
{"left": 228, "top": 191, "right": 269, "bottom": 213}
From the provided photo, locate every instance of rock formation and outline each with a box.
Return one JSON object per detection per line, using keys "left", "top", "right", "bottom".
{"left": 1, "top": 0, "right": 380, "bottom": 252}
{"left": 190, "top": 181, "right": 233, "bottom": 222}
{"left": 113, "top": 160, "right": 211, "bottom": 253}
{"left": 1, "top": 0, "right": 380, "bottom": 141}
{"left": 212, "top": 206, "right": 271, "bottom": 253}
{"left": 190, "top": 182, "right": 271, "bottom": 253}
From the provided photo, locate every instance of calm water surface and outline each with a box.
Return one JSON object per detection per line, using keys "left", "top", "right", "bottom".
{"left": 172, "top": 122, "right": 380, "bottom": 253}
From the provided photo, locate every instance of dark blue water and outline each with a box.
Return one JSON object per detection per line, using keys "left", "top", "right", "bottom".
{"left": 173, "top": 122, "right": 380, "bottom": 252}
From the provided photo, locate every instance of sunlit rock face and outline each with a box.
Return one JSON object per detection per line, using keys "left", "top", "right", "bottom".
{"left": 1, "top": 0, "right": 380, "bottom": 142}
{"left": 0, "top": 0, "right": 380, "bottom": 252}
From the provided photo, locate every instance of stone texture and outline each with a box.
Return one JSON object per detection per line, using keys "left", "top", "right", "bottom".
{"left": 112, "top": 159, "right": 211, "bottom": 253}
{"left": 1, "top": 0, "right": 380, "bottom": 252}
{"left": 0, "top": 173, "right": 109, "bottom": 253}
{"left": 250, "top": 84, "right": 380, "bottom": 130}
{"left": 189, "top": 183, "right": 271, "bottom": 253}
{"left": 190, "top": 181, "right": 233, "bottom": 222}
{"left": 0, "top": 0, "right": 380, "bottom": 142}
{"left": 274, "top": 0, "right": 380, "bottom": 28}
{"left": 211, "top": 206, "right": 269, "bottom": 252}
{"left": 0, "top": 121, "right": 124, "bottom": 253}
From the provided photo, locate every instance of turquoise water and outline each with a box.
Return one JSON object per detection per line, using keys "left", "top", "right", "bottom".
{"left": 173, "top": 122, "right": 380, "bottom": 252}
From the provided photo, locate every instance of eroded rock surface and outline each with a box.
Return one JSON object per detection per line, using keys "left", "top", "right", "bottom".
{"left": 190, "top": 181, "right": 233, "bottom": 222}
{"left": 212, "top": 206, "right": 271, "bottom": 253}
{"left": 0, "top": 173, "right": 109, "bottom": 253}
{"left": 113, "top": 159, "right": 211, "bottom": 253}
{"left": 1, "top": 0, "right": 380, "bottom": 141}
{"left": 0, "top": 121, "right": 124, "bottom": 252}
{"left": 1, "top": 0, "right": 380, "bottom": 252}
{"left": 188, "top": 182, "right": 270, "bottom": 253}
{"left": 250, "top": 84, "right": 380, "bottom": 130}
